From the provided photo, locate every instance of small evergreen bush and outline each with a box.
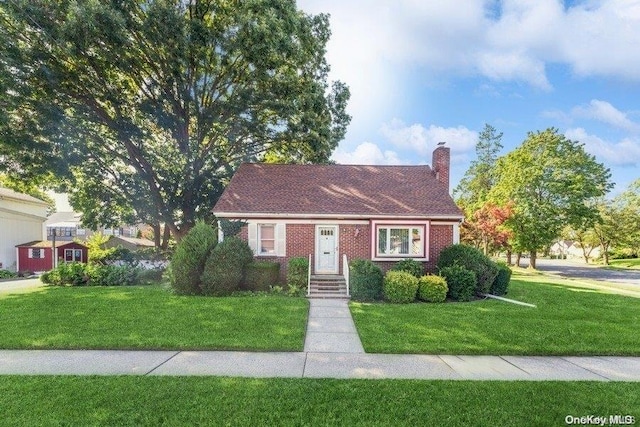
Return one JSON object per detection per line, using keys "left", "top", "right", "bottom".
{"left": 87, "top": 264, "right": 140, "bottom": 286}
{"left": 244, "top": 262, "right": 281, "bottom": 291}
{"left": 437, "top": 244, "right": 499, "bottom": 295}
{"left": 287, "top": 257, "right": 309, "bottom": 291}
{"left": 417, "top": 275, "right": 448, "bottom": 303}
{"left": 349, "top": 259, "right": 384, "bottom": 301}
{"left": 439, "top": 265, "right": 476, "bottom": 302}
{"left": 0, "top": 269, "right": 17, "bottom": 279}
{"left": 490, "top": 262, "right": 512, "bottom": 296}
{"left": 170, "top": 221, "right": 217, "bottom": 295}
{"left": 40, "top": 262, "right": 88, "bottom": 286}
{"left": 201, "top": 237, "right": 254, "bottom": 296}
{"left": 383, "top": 270, "right": 418, "bottom": 303}
{"left": 390, "top": 258, "right": 424, "bottom": 278}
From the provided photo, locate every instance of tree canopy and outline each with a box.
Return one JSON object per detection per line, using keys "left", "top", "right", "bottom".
{"left": 489, "top": 128, "right": 612, "bottom": 268}
{"left": 0, "top": 0, "right": 350, "bottom": 240}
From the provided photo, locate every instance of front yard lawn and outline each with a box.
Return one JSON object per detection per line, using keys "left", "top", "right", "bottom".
{"left": 608, "top": 258, "right": 640, "bottom": 270}
{"left": 1, "top": 376, "right": 637, "bottom": 426}
{"left": 351, "top": 274, "right": 640, "bottom": 355}
{"left": 0, "top": 286, "right": 308, "bottom": 351}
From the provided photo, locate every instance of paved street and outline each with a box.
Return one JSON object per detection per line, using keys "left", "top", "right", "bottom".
{"left": 532, "top": 258, "right": 640, "bottom": 286}
{"left": 0, "top": 278, "right": 44, "bottom": 294}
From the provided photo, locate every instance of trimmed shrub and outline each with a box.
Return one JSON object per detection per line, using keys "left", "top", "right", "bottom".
{"left": 349, "top": 259, "right": 384, "bottom": 301}
{"left": 200, "top": 237, "right": 253, "bottom": 296}
{"left": 244, "top": 262, "right": 281, "bottom": 291}
{"left": 440, "top": 265, "right": 476, "bottom": 302}
{"left": 390, "top": 258, "right": 424, "bottom": 278}
{"left": 170, "top": 221, "right": 217, "bottom": 295}
{"left": 40, "top": 262, "right": 88, "bottom": 286}
{"left": 86, "top": 264, "right": 140, "bottom": 286}
{"left": 383, "top": 270, "right": 419, "bottom": 304}
{"left": 0, "top": 269, "right": 17, "bottom": 279}
{"left": 437, "top": 244, "right": 499, "bottom": 295}
{"left": 490, "top": 262, "right": 512, "bottom": 296}
{"left": 417, "top": 275, "right": 448, "bottom": 303}
{"left": 287, "top": 257, "right": 309, "bottom": 290}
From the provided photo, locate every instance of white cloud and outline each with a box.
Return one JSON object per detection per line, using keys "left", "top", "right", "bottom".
{"left": 298, "top": 0, "right": 640, "bottom": 97}
{"left": 572, "top": 100, "right": 640, "bottom": 133}
{"left": 331, "top": 142, "right": 402, "bottom": 165}
{"left": 380, "top": 119, "right": 478, "bottom": 155}
{"left": 565, "top": 127, "right": 640, "bottom": 166}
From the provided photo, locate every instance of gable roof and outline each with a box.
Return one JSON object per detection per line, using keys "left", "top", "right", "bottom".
{"left": 213, "top": 163, "right": 463, "bottom": 219}
{"left": 16, "top": 240, "right": 88, "bottom": 248}
{"left": 0, "top": 187, "right": 48, "bottom": 206}
{"left": 108, "top": 236, "right": 155, "bottom": 247}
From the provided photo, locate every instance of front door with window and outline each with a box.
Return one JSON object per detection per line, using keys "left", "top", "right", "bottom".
{"left": 315, "top": 225, "right": 338, "bottom": 274}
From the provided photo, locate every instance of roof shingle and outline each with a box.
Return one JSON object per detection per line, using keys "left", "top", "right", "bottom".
{"left": 213, "top": 163, "right": 463, "bottom": 218}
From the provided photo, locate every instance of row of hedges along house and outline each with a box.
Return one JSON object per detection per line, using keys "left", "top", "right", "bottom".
{"left": 213, "top": 144, "right": 463, "bottom": 288}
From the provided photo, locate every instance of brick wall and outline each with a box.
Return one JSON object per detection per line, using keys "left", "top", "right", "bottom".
{"left": 236, "top": 221, "right": 454, "bottom": 283}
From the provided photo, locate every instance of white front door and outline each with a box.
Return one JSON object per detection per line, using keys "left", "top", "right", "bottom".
{"left": 315, "top": 225, "right": 338, "bottom": 274}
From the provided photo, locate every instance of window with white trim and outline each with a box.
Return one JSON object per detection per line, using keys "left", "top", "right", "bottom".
{"left": 258, "top": 224, "right": 276, "bottom": 255}
{"left": 376, "top": 226, "right": 424, "bottom": 257}
{"left": 29, "top": 248, "right": 43, "bottom": 259}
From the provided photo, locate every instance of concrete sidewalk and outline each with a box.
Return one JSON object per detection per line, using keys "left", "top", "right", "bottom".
{"left": 1, "top": 297, "right": 639, "bottom": 381}
{"left": 0, "top": 350, "right": 639, "bottom": 381}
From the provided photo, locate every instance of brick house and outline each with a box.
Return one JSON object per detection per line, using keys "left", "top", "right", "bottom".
{"left": 213, "top": 144, "right": 463, "bottom": 293}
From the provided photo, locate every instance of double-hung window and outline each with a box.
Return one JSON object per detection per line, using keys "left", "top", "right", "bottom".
{"left": 258, "top": 224, "right": 276, "bottom": 255}
{"left": 374, "top": 224, "right": 426, "bottom": 259}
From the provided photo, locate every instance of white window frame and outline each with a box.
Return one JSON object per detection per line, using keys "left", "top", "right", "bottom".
{"left": 28, "top": 248, "right": 43, "bottom": 259}
{"left": 371, "top": 220, "right": 429, "bottom": 261}
{"left": 246, "top": 222, "right": 286, "bottom": 257}
{"left": 257, "top": 224, "right": 277, "bottom": 256}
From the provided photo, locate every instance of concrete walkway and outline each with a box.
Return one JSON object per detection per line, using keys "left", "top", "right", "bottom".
{"left": 1, "top": 296, "right": 639, "bottom": 380}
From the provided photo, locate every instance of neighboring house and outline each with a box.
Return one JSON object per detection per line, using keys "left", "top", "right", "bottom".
{"left": 213, "top": 144, "right": 463, "bottom": 288}
{"left": 15, "top": 240, "right": 89, "bottom": 273}
{"left": 44, "top": 211, "right": 140, "bottom": 242}
{"left": 102, "top": 236, "right": 155, "bottom": 251}
{"left": 0, "top": 187, "right": 49, "bottom": 272}
{"left": 550, "top": 240, "right": 573, "bottom": 258}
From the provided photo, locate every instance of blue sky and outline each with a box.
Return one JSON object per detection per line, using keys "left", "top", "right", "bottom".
{"left": 298, "top": 0, "right": 640, "bottom": 194}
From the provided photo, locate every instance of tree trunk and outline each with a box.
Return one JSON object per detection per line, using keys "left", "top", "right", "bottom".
{"left": 506, "top": 250, "right": 512, "bottom": 266}
{"left": 152, "top": 223, "right": 161, "bottom": 248}
{"left": 483, "top": 237, "right": 489, "bottom": 256}
{"left": 515, "top": 252, "right": 522, "bottom": 267}
{"left": 529, "top": 251, "right": 537, "bottom": 269}
{"left": 161, "top": 224, "right": 172, "bottom": 250}
{"left": 602, "top": 244, "right": 610, "bottom": 265}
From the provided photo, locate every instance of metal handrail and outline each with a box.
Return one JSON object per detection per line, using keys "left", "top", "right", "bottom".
{"left": 307, "top": 254, "right": 312, "bottom": 296}
{"left": 343, "top": 254, "right": 350, "bottom": 297}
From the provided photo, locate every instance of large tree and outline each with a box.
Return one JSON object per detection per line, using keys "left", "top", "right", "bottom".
{"left": 489, "top": 128, "right": 612, "bottom": 268}
{"left": 0, "top": 0, "right": 350, "bottom": 240}
{"left": 454, "top": 123, "right": 503, "bottom": 212}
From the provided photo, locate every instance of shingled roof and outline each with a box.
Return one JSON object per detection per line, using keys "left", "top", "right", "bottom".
{"left": 213, "top": 163, "right": 463, "bottom": 218}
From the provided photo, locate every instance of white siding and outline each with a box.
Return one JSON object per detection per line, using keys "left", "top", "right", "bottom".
{"left": 0, "top": 204, "right": 47, "bottom": 272}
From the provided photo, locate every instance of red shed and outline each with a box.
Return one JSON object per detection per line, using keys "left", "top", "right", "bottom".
{"left": 15, "top": 241, "right": 89, "bottom": 273}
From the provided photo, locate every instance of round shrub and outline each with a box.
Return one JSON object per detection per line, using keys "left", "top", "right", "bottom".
{"left": 200, "top": 237, "right": 253, "bottom": 296}
{"left": 390, "top": 258, "right": 424, "bottom": 278}
{"left": 287, "top": 257, "right": 309, "bottom": 291}
{"left": 244, "top": 262, "right": 281, "bottom": 292}
{"left": 437, "top": 244, "right": 499, "bottom": 295}
{"left": 490, "top": 262, "right": 512, "bottom": 296}
{"left": 170, "top": 221, "right": 217, "bottom": 295}
{"left": 439, "top": 265, "right": 476, "bottom": 302}
{"left": 349, "top": 259, "right": 384, "bottom": 301}
{"left": 383, "top": 270, "right": 419, "bottom": 304}
{"left": 417, "top": 275, "right": 448, "bottom": 303}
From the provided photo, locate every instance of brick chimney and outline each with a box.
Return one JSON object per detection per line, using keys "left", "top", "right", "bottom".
{"left": 432, "top": 142, "right": 450, "bottom": 190}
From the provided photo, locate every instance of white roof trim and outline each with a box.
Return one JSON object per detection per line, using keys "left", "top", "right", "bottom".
{"left": 213, "top": 212, "right": 464, "bottom": 221}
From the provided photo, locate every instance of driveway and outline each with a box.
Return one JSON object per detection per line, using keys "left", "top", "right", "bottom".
{"left": 0, "top": 278, "right": 44, "bottom": 294}
{"left": 532, "top": 258, "right": 640, "bottom": 286}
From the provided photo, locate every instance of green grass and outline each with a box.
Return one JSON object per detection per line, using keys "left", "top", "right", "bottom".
{"left": 0, "top": 376, "right": 637, "bottom": 426}
{"left": 0, "top": 286, "right": 308, "bottom": 351}
{"left": 608, "top": 258, "right": 640, "bottom": 270}
{"left": 351, "top": 274, "right": 640, "bottom": 355}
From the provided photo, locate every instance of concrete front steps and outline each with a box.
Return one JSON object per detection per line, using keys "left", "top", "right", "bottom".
{"left": 308, "top": 275, "right": 349, "bottom": 299}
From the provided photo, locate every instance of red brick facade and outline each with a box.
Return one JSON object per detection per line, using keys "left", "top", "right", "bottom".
{"left": 238, "top": 221, "right": 455, "bottom": 283}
